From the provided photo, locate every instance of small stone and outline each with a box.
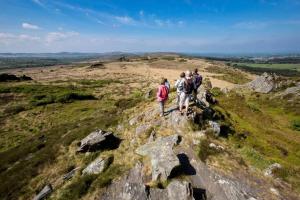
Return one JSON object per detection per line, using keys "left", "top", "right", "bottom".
{"left": 270, "top": 187, "right": 280, "bottom": 196}
{"left": 208, "top": 121, "right": 221, "bottom": 136}
{"left": 33, "top": 184, "right": 53, "bottom": 200}
{"left": 264, "top": 163, "right": 282, "bottom": 177}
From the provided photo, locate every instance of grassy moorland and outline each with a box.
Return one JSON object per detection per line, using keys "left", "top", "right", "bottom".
{"left": 210, "top": 89, "right": 300, "bottom": 192}
{"left": 0, "top": 75, "right": 146, "bottom": 200}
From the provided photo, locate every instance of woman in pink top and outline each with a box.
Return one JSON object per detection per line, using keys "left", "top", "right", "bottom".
{"left": 157, "top": 78, "right": 169, "bottom": 117}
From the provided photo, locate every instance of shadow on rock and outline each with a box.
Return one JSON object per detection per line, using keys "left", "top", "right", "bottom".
{"left": 193, "top": 188, "right": 207, "bottom": 200}
{"left": 169, "top": 153, "right": 196, "bottom": 178}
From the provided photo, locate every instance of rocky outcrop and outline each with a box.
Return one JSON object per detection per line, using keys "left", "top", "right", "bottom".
{"left": 150, "top": 180, "right": 194, "bottom": 200}
{"left": 82, "top": 156, "right": 113, "bottom": 175}
{"left": 99, "top": 162, "right": 195, "bottom": 200}
{"left": 33, "top": 184, "right": 53, "bottom": 200}
{"left": 77, "top": 129, "right": 120, "bottom": 152}
{"left": 99, "top": 162, "right": 149, "bottom": 200}
{"left": 246, "top": 72, "right": 279, "bottom": 93}
{"left": 135, "top": 135, "right": 180, "bottom": 182}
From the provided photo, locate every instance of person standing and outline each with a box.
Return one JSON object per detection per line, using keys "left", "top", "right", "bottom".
{"left": 174, "top": 72, "right": 185, "bottom": 108}
{"left": 157, "top": 78, "right": 169, "bottom": 117}
{"left": 179, "top": 70, "right": 195, "bottom": 115}
{"left": 192, "top": 68, "right": 202, "bottom": 102}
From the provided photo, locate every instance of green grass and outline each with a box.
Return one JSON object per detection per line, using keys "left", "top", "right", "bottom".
{"left": 232, "top": 63, "right": 300, "bottom": 76}
{"left": 0, "top": 79, "right": 144, "bottom": 200}
{"left": 206, "top": 65, "right": 251, "bottom": 84}
{"left": 235, "top": 63, "right": 300, "bottom": 71}
{"left": 213, "top": 91, "right": 300, "bottom": 192}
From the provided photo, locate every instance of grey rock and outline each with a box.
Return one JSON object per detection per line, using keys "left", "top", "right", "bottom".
{"left": 62, "top": 167, "right": 79, "bottom": 181}
{"left": 270, "top": 187, "right": 280, "bottom": 196}
{"left": 135, "top": 124, "right": 152, "bottom": 136}
{"left": 99, "top": 162, "right": 148, "bottom": 200}
{"left": 33, "top": 184, "right": 53, "bottom": 200}
{"left": 264, "top": 163, "right": 282, "bottom": 177}
{"left": 77, "top": 129, "right": 120, "bottom": 152}
{"left": 82, "top": 156, "right": 113, "bottom": 175}
{"left": 208, "top": 121, "right": 221, "bottom": 136}
{"left": 247, "top": 72, "right": 278, "bottom": 93}
{"left": 150, "top": 180, "right": 194, "bottom": 200}
{"left": 135, "top": 134, "right": 180, "bottom": 182}
{"left": 129, "top": 114, "right": 145, "bottom": 126}
{"left": 209, "top": 143, "right": 225, "bottom": 151}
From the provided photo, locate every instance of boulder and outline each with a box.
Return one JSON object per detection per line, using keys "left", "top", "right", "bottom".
{"left": 82, "top": 156, "right": 113, "bottom": 175}
{"left": 77, "top": 130, "right": 120, "bottom": 153}
{"left": 246, "top": 72, "right": 278, "bottom": 93}
{"left": 99, "top": 162, "right": 149, "bottom": 200}
{"left": 149, "top": 180, "right": 194, "bottom": 200}
{"left": 135, "top": 124, "right": 152, "bottom": 136}
{"left": 33, "top": 184, "right": 53, "bottom": 200}
{"left": 264, "top": 163, "right": 282, "bottom": 177}
{"left": 135, "top": 135, "right": 180, "bottom": 182}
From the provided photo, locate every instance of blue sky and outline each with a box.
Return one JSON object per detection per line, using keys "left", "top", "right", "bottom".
{"left": 0, "top": 0, "right": 300, "bottom": 53}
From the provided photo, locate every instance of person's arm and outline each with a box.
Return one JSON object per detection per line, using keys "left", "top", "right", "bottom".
{"left": 174, "top": 80, "right": 179, "bottom": 88}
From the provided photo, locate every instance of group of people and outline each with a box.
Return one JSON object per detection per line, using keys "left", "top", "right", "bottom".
{"left": 156, "top": 68, "right": 202, "bottom": 117}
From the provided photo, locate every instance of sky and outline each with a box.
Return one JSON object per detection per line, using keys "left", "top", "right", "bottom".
{"left": 0, "top": 0, "right": 300, "bottom": 53}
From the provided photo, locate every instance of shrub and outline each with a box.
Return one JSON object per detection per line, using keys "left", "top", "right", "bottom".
{"left": 3, "top": 105, "right": 26, "bottom": 115}
{"left": 291, "top": 120, "right": 300, "bottom": 131}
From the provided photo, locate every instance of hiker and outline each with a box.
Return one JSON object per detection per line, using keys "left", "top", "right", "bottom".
{"left": 192, "top": 68, "right": 202, "bottom": 102}
{"left": 179, "top": 70, "right": 195, "bottom": 115}
{"left": 164, "top": 78, "right": 170, "bottom": 93}
{"left": 174, "top": 72, "right": 185, "bottom": 108}
{"left": 157, "top": 78, "right": 169, "bottom": 117}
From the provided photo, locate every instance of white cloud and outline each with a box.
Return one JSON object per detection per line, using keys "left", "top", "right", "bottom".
{"left": 22, "top": 22, "right": 40, "bottom": 30}
{"left": 45, "top": 31, "right": 79, "bottom": 43}
{"left": 32, "top": 0, "right": 44, "bottom": 7}
{"left": 115, "top": 16, "right": 135, "bottom": 25}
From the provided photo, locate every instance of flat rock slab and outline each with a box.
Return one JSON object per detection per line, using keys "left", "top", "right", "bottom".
{"left": 150, "top": 180, "right": 194, "bottom": 200}
{"left": 82, "top": 156, "right": 113, "bottom": 175}
{"left": 135, "top": 134, "right": 180, "bottom": 182}
{"left": 77, "top": 129, "right": 120, "bottom": 152}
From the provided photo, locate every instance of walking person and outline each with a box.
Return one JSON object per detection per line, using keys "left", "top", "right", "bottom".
{"left": 157, "top": 78, "right": 169, "bottom": 117}
{"left": 179, "top": 70, "right": 195, "bottom": 116}
{"left": 174, "top": 72, "right": 185, "bottom": 108}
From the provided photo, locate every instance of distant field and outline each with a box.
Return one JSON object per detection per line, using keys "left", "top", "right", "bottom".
{"left": 235, "top": 63, "right": 300, "bottom": 71}
{"left": 231, "top": 62, "right": 300, "bottom": 76}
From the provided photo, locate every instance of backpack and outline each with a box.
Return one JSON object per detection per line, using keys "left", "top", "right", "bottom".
{"left": 160, "top": 85, "right": 168, "bottom": 101}
{"left": 194, "top": 74, "right": 202, "bottom": 88}
{"left": 184, "top": 78, "right": 193, "bottom": 94}
{"left": 177, "top": 79, "right": 185, "bottom": 92}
